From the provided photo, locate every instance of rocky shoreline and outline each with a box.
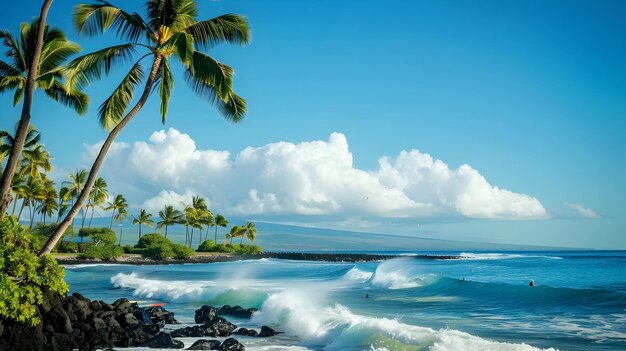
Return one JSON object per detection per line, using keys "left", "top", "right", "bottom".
{"left": 0, "top": 290, "right": 276, "bottom": 351}
{"left": 55, "top": 252, "right": 462, "bottom": 265}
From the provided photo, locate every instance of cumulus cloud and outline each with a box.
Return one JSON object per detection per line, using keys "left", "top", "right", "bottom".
{"left": 565, "top": 203, "right": 600, "bottom": 218}
{"left": 83, "top": 128, "right": 548, "bottom": 221}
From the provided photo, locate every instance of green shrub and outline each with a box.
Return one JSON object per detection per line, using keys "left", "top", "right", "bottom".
{"left": 0, "top": 216, "right": 68, "bottom": 326}
{"left": 145, "top": 244, "right": 174, "bottom": 259}
{"left": 29, "top": 223, "right": 75, "bottom": 253}
{"left": 78, "top": 227, "right": 116, "bottom": 245}
{"left": 237, "top": 244, "right": 263, "bottom": 255}
{"left": 57, "top": 241, "right": 79, "bottom": 253}
{"left": 135, "top": 233, "right": 171, "bottom": 248}
{"left": 122, "top": 245, "right": 134, "bottom": 254}
{"left": 213, "top": 243, "right": 236, "bottom": 253}
{"left": 171, "top": 244, "right": 194, "bottom": 259}
{"left": 197, "top": 240, "right": 216, "bottom": 252}
{"left": 80, "top": 244, "right": 124, "bottom": 260}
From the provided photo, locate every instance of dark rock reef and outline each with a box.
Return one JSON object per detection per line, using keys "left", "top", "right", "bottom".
{"left": 1, "top": 295, "right": 276, "bottom": 350}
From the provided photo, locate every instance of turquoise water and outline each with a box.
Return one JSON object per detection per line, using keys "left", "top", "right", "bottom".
{"left": 64, "top": 251, "right": 626, "bottom": 350}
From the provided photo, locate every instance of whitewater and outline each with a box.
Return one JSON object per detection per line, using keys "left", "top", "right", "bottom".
{"left": 64, "top": 251, "right": 626, "bottom": 350}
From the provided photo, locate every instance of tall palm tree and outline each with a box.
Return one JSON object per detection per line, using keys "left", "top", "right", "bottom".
{"left": 225, "top": 225, "right": 244, "bottom": 245}
{"left": 132, "top": 208, "right": 153, "bottom": 240}
{"left": 85, "top": 177, "right": 108, "bottom": 227}
{"left": 21, "top": 178, "right": 46, "bottom": 228}
{"left": 157, "top": 204, "right": 183, "bottom": 238}
{"left": 20, "top": 145, "right": 52, "bottom": 180}
{"left": 37, "top": 181, "right": 58, "bottom": 225}
{"left": 0, "top": 12, "right": 88, "bottom": 218}
{"left": 56, "top": 186, "right": 71, "bottom": 222}
{"left": 66, "top": 168, "right": 88, "bottom": 227}
{"left": 183, "top": 205, "right": 200, "bottom": 248}
{"left": 105, "top": 194, "right": 128, "bottom": 229}
{"left": 214, "top": 213, "right": 228, "bottom": 243}
{"left": 115, "top": 207, "right": 128, "bottom": 245}
{"left": 201, "top": 210, "right": 214, "bottom": 242}
{"left": 42, "top": 0, "right": 249, "bottom": 255}
{"left": 242, "top": 221, "right": 256, "bottom": 245}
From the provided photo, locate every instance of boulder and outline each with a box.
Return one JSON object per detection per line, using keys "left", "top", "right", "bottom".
{"left": 45, "top": 307, "right": 73, "bottom": 334}
{"left": 219, "top": 305, "right": 257, "bottom": 319}
{"left": 116, "top": 312, "right": 140, "bottom": 328}
{"left": 195, "top": 305, "right": 218, "bottom": 324}
{"left": 171, "top": 317, "right": 236, "bottom": 338}
{"left": 187, "top": 339, "right": 222, "bottom": 350}
{"left": 258, "top": 325, "right": 276, "bottom": 337}
{"left": 139, "top": 332, "right": 184, "bottom": 349}
{"left": 146, "top": 306, "right": 180, "bottom": 325}
{"left": 113, "top": 298, "right": 132, "bottom": 314}
{"left": 220, "top": 338, "right": 245, "bottom": 351}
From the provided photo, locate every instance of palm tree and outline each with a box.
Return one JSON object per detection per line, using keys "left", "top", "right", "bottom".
{"left": 214, "top": 213, "right": 228, "bottom": 243}
{"left": 132, "top": 209, "right": 153, "bottom": 240}
{"left": 115, "top": 207, "right": 128, "bottom": 245}
{"left": 242, "top": 221, "right": 256, "bottom": 245}
{"left": 42, "top": 0, "right": 250, "bottom": 255}
{"left": 201, "top": 210, "right": 214, "bottom": 242}
{"left": 21, "top": 178, "right": 46, "bottom": 228}
{"left": 157, "top": 205, "right": 183, "bottom": 238}
{"left": 66, "top": 169, "right": 88, "bottom": 227}
{"left": 37, "top": 181, "right": 58, "bottom": 225}
{"left": 56, "top": 186, "right": 71, "bottom": 222}
{"left": 105, "top": 194, "right": 128, "bottom": 229}
{"left": 85, "top": 177, "right": 108, "bottom": 227}
{"left": 225, "top": 225, "right": 244, "bottom": 245}
{"left": 183, "top": 205, "right": 200, "bottom": 248}
{"left": 0, "top": 12, "right": 88, "bottom": 218}
{"left": 20, "top": 145, "right": 52, "bottom": 181}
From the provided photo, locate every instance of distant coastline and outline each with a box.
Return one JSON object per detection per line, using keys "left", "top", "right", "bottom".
{"left": 55, "top": 251, "right": 463, "bottom": 265}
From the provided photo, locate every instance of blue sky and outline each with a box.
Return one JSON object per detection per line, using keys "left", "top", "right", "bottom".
{"left": 1, "top": 0, "right": 625, "bottom": 249}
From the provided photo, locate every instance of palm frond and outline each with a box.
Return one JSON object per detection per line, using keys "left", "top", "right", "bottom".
{"left": 43, "top": 80, "right": 89, "bottom": 115}
{"left": 0, "top": 29, "right": 26, "bottom": 72}
{"left": 74, "top": 2, "right": 152, "bottom": 42}
{"left": 39, "top": 39, "right": 81, "bottom": 74}
{"left": 0, "top": 59, "right": 20, "bottom": 77}
{"left": 184, "top": 52, "right": 245, "bottom": 123}
{"left": 64, "top": 43, "right": 137, "bottom": 90}
{"left": 186, "top": 14, "right": 250, "bottom": 49}
{"left": 97, "top": 61, "right": 144, "bottom": 129}
{"left": 13, "top": 87, "right": 23, "bottom": 106}
{"left": 157, "top": 59, "right": 173, "bottom": 123}
{"left": 161, "top": 31, "right": 193, "bottom": 65}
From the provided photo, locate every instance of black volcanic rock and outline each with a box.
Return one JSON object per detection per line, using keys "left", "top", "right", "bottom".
{"left": 220, "top": 337, "right": 245, "bottom": 351}
{"left": 218, "top": 305, "right": 258, "bottom": 319}
{"left": 187, "top": 339, "right": 222, "bottom": 350}
{"left": 140, "top": 332, "right": 184, "bottom": 349}
{"left": 258, "top": 325, "right": 276, "bottom": 337}
{"left": 171, "top": 317, "right": 237, "bottom": 338}
{"left": 195, "top": 305, "right": 218, "bottom": 324}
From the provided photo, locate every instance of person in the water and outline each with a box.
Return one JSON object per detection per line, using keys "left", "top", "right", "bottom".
{"left": 529, "top": 280, "right": 536, "bottom": 286}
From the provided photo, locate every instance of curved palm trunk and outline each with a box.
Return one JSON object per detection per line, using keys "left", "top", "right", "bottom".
{"left": 88, "top": 205, "right": 95, "bottom": 227}
{"left": 39, "top": 55, "right": 163, "bottom": 256}
{"left": 109, "top": 208, "right": 116, "bottom": 229}
{"left": 138, "top": 224, "right": 142, "bottom": 240}
{"left": 12, "top": 196, "right": 19, "bottom": 216}
{"left": 0, "top": 0, "right": 54, "bottom": 219}
{"left": 164, "top": 225, "right": 168, "bottom": 238}
{"left": 118, "top": 225, "right": 123, "bottom": 245}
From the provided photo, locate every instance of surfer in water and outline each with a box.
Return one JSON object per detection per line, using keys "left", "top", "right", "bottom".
{"left": 529, "top": 280, "right": 536, "bottom": 287}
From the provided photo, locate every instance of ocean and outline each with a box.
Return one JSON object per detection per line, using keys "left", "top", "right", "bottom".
{"left": 63, "top": 251, "right": 626, "bottom": 351}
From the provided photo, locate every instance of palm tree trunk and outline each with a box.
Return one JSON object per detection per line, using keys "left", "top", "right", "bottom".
{"left": 11, "top": 196, "right": 19, "bottom": 216}
{"left": 214, "top": 225, "right": 217, "bottom": 243}
{"left": 189, "top": 228, "right": 194, "bottom": 248}
{"left": 109, "top": 208, "right": 116, "bottom": 229}
{"left": 28, "top": 200, "right": 34, "bottom": 228}
{"left": 164, "top": 225, "right": 168, "bottom": 239}
{"left": 80, "top": 201, "right": 89, "bottom": 228}
{"left": 39, "top": 55, "right": 163, "bottom": 256}
{"left": 18, "top": 200, "right": 26, "bottom": 220}
{"left": 0, "top": 0, "right": 54, "bottom": 219}
{"left": 88, "top": 205, "right": 95, "bottom": 227}
{"left": 138, "top": 224, "right": 142, "bottom": 240}
{"left": 118, "top": 225, "right": 123, "bottom": 246}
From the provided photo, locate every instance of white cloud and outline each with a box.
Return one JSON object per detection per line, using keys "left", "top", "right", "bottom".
{"left": 83, "top": 128, "right": 548, "bottom": 221}
{"left": 565, "top": 203, "right": 600, "bottom": 218}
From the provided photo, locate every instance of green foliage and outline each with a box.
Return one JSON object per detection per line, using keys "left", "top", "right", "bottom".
{"left": 57, "top": 241, "right": 79, "bottom": 253}
{"left": 171, "top": 244, "right": 194, "bottom": 259}
{"left": 122, "top": 245, "right": 133, "bottom": 254}
{"left": 135, "top": 233, "right": 170, "bottom": 248}
{"left": 78, "top": 227, "right": 116, "bottom": 244}
{"left": 145, "top": 244, "right": 174, "bottom": 260}
{"left": 0, "top": 217, "right": 68, "bottom": 326}
{"left": 79, "top": 243, "right": 124, "bottom": 260}
{"left": 135, "top": 233, "right": 193, "bottom": 259}
{"left": 196, "top": 240, "right": 262, "bottom": 255}
{"left": 29, "top": 223, "right": 75, "bottom": 252}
